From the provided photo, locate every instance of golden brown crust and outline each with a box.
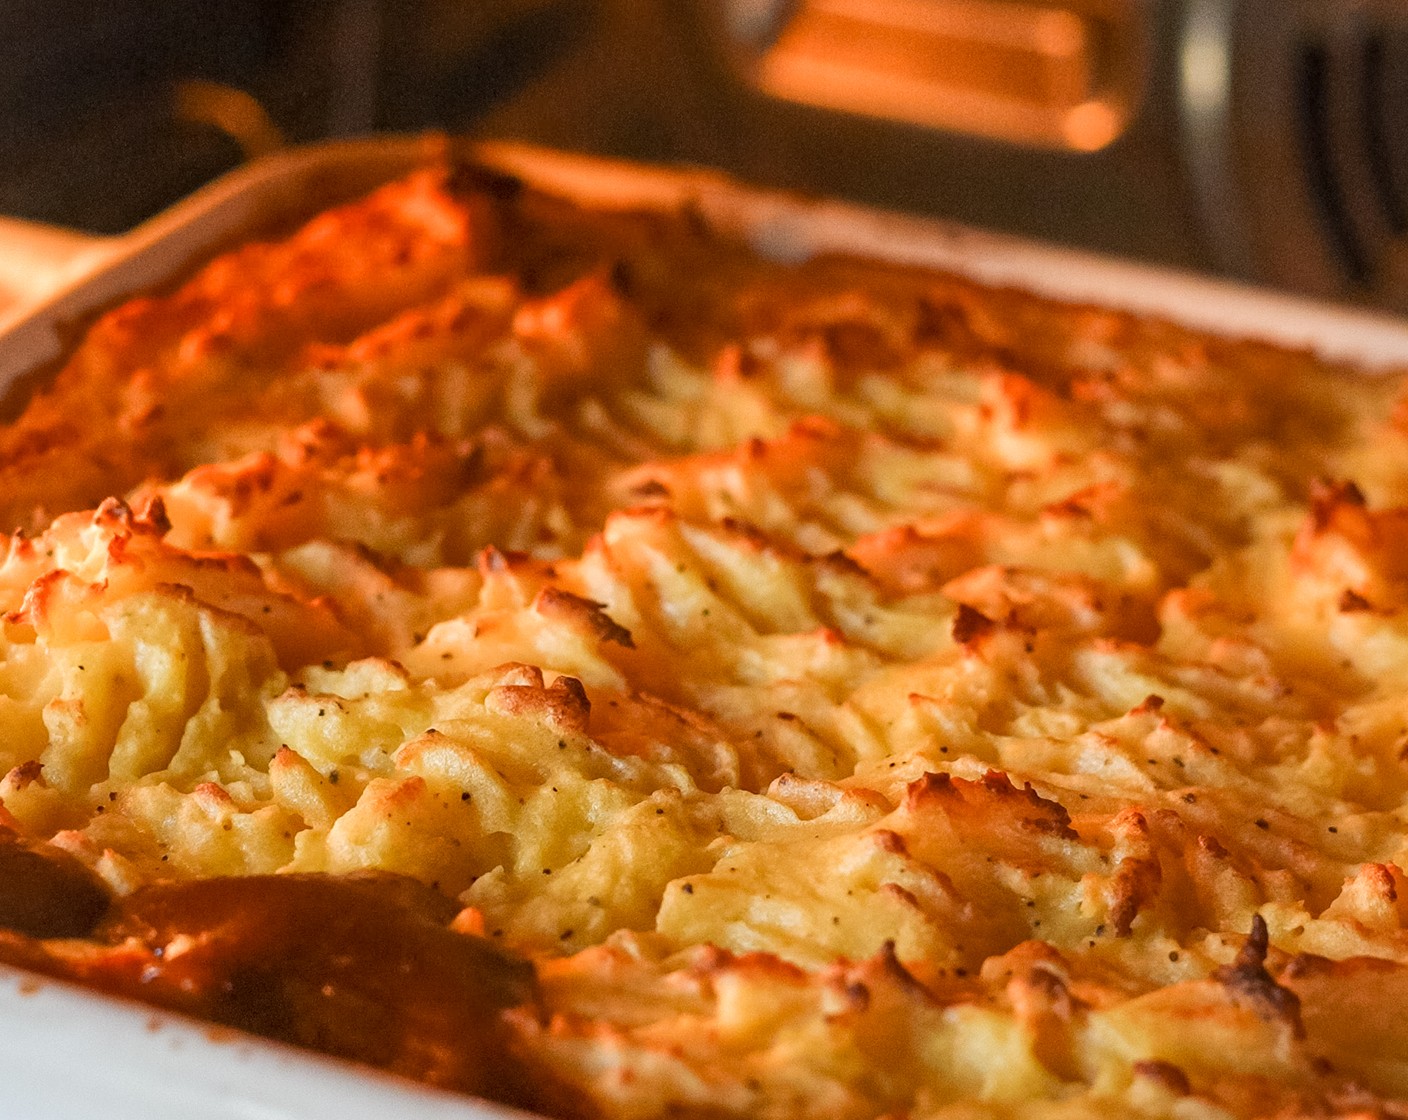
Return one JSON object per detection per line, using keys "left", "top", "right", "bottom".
{"left": 0, "top": 162, "right": 1406, "bottom": 1117}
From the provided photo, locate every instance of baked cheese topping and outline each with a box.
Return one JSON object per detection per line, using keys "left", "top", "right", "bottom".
{"left": 2, "top": 164, "right": 1408, "bottom": 1118}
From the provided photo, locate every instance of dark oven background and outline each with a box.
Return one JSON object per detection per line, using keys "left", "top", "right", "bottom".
{"left": 3, "top": 0, "right": 1406, "bottom": 312}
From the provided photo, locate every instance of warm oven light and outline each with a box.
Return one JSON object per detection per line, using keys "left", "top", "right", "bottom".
{"left": 746, "top": 0, "right": 1142, "bottom": 150}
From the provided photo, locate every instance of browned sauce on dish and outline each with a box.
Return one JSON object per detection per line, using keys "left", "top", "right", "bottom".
{"left": 0, "top": 829, "right": 110, "bottom": 939}
{"left": 0, "top": 848, "right": 550, "bottom": 1111}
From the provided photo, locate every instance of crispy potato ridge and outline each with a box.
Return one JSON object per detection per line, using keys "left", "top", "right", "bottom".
{"left": 2, "top": 164, "right": 1408, "bottom": 1117}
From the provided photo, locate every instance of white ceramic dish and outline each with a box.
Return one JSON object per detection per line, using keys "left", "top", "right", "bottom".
{"left": 0, "top": 963, "right": 531, "bottom": 1120}
{"left": 1, "top": 134, "right": 1408, "bottom": 1120}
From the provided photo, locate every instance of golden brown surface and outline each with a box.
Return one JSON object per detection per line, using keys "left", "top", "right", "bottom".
{"left": 2, "top": 163, "right": 1408, "bottom": 1118}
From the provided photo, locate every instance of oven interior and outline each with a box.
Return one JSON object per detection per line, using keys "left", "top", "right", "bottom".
{"left": 1, "top": 0, "right": 1406, "bottom": 312}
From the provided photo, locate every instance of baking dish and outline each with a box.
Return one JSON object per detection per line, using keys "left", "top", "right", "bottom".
{"left": 2, "top": 134, "right": 1408, "bottom": 1120}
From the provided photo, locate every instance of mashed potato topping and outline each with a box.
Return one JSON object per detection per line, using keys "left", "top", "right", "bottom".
{"left": 2, "top": 162, "right": 1408, "bottom": 1118}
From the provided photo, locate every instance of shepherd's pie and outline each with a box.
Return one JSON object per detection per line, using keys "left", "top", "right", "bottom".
{"left": 0, "top": 160, "right": 1406, "bottom": 1119}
